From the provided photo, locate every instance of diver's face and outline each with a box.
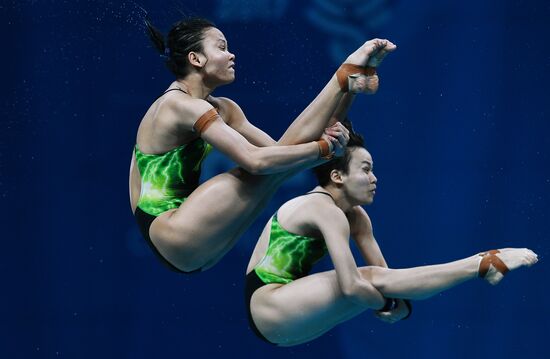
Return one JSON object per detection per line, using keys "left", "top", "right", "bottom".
{"left": 199, "top": 27, "right": 236, "bottom": 85}
{"left": 340, "top": 148, "right": 377, "bottom": 205}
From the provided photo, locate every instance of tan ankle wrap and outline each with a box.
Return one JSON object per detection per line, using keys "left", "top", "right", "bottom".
{"left": 478, "top": 250, "right": 510, "bottom": 278}
{"left": 336, "top": 64, "right": 377, "bottom": 92}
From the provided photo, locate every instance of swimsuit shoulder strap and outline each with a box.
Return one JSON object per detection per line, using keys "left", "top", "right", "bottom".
{"left": 156, "top": 87, "right": 188, "bottom": 101}
{"left": 163, "top": 87, "right": 188, "bottom": 95}
{"left": 306, "top": 191, "right": 335, "bottom": 202}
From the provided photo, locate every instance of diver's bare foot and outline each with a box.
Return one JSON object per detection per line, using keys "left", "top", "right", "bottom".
{"left": 367, "top": 40, "right": 397, "bottom": 68}
{"left": 478, "top": 248, "right": 538, "bottom": 285}
{"left": 345, "top": 38, "right": 387, "bottom": 67}
{"left": 349, "top": 74, "right": 379, "bottom": 94}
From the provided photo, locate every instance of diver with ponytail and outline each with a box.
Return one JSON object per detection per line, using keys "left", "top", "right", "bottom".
{"left": 129, "top": 15, "right": 397, "bottom": 273}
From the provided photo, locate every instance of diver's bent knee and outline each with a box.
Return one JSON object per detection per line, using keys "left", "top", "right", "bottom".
{"left": 359, "top": 266, "right": 391, "bottom": 295}
{"left": 359, "top": 265, "right": 386, "bottom": 281}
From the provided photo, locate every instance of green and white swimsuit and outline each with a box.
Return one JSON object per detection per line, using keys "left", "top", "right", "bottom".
{"left": 135, "top": 137, "right": 212, "bottom": 216}
{"left": 253, "top": 211, "right": 328, "bottom": 284}
{"left": 133, "top": 137, "right": 212, "bottom": 273}
{"left": 245, "top": 192, "right": 331, "bottom": 343}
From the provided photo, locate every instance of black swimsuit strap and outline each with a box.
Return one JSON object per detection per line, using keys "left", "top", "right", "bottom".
{"left": 163, "top": 87, "right": 188, "bottom": 95}
{"left": 156, "top": 87, "right": 188, "bottom": 100}
{"left": 306, "top": 191, "right": 335, "bottom": 202}
{"left": 156, "top": 87, "right": 220, "bottom": 111}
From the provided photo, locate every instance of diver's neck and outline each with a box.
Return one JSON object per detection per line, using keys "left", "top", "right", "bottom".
{"left": 315, "top": 185, "right": 354, "bottom": 213}
{"left": 175, "top": 75, "right": 215, "bottom": 100}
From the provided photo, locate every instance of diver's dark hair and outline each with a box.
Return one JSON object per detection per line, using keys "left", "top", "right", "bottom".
{"left": 313, "top": 119, "right": 366, "bottom": 186}
{"left": 145, "top": 17, "right": 216, "bottom": 78}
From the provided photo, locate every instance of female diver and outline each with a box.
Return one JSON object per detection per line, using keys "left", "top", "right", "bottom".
{"left": 128, "top": 17, "right": 397, "bottom": 273}
{"left": 245, "top": 123, "right": 538, "bottom": 346}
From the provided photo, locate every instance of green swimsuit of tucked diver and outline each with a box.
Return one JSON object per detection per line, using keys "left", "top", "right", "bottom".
{"left": 245, "top": 192, "right": 411, "bottom": 344}
{"left": 245, "top": 192, "right": 330, "bottom": 344}
{"left": 253, "top": 208, "right": 329, "bottom": 284}
{"left": 133, "top": 136, "right": 212, "bottom": 273}
{"left": 134, "top": 137, "right": 212, "bottom": 216}
{"left": 133, "top": 87, "right": 213, "bottom": 274}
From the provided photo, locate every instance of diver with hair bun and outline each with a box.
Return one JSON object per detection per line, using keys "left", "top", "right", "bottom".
{"left": 129, "top": 16, "right": 397, "bottom": 273}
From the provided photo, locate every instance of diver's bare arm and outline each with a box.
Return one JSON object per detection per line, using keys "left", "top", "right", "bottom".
{"left": 349, "top": 206, "right": 388, "bottom": 267}
{"left": 315, "top": 206, "right": 385, "bottom": 308}
{"left": 216, "top": 96, "right": 277, "bottom": 147}
{"left": 200, "top": 117, "right": 347, "bottom": 175}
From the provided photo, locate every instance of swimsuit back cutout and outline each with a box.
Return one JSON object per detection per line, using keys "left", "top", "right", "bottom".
{"left": 254, "top": 192, "right": 333, "bottom": 284}
{"left": 135, "top": 137, "right": 212, "bottom": 216}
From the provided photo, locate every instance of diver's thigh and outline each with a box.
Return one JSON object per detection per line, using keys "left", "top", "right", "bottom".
{"left": 251, "top": 270, "right": 366, "bottom": 343}
{"left": 150, "top": 170, "right": 283, "bottom": 269}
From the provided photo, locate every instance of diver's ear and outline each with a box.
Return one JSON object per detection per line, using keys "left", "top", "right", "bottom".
{"left": 188, "top": 51, "right": 207, "bottom": 68}
{"left": 330, "top": 169, "right": 344, "bottom": 185}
